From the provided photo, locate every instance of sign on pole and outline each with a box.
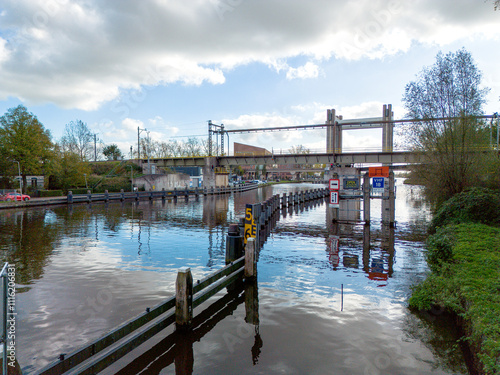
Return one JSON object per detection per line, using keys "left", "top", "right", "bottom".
{"left": 369, "top": 166, "right": 389, "bottom": 177}
{"left": 372, "top": 177, "right": 384, "bottom": 194}
{"left": 343, "top": 177, "right": 360, "bottom": 190}
{"left": 329, "top": 179, "right": 340, "bottom": 191}
{"left": 244, "top": 204, "right": 257, "bottom": 244}
{"left": 330, "top": 191, "right": 339, "bottom": 205}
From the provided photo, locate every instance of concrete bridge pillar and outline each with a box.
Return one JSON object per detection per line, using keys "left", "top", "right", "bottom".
{"left": 382, "top": 104, "right": 394, "bottom": 153}
{"left": 326, "top": 109, "right": 342, "bottom": 155}
{"left": 203, "top": 157, "right": 218, "bottom": 188}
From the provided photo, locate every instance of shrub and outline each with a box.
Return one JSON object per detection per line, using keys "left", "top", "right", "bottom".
{"left": 425, "top": 226, "right": 456, "bottom": 272}
{"left": 430, "top": 187, "right": 500, "bottom": 232}
{"left": 39, "top": 190, "right": 63, "bottom": 197}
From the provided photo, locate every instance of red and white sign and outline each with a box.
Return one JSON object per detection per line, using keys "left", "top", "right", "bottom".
{"left": 329, "top": 178, "right": 340, "bottom": 191}
{"left": 330, "top": 191, "right": 339, "bottom": 205}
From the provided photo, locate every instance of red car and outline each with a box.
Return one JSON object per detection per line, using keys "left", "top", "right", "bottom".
{"left": 2, "top": 192, "right": 30, "bottom": 201}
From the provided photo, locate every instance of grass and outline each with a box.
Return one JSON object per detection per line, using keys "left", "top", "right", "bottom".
{"left": 409, "top": 223, "right": 500, "bottom": 374}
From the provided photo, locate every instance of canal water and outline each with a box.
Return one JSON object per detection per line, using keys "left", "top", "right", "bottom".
{"left": 0, "top": 182, "right": 469, "bottom": 374}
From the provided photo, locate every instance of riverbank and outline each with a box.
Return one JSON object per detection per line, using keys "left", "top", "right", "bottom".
{"left": 409, "top": 223, "right": 500, "bottom": 374}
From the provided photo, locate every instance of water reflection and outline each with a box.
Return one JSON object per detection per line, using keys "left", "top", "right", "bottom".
{"left": 0, "top": 184, "right": 468, "bottom": 374}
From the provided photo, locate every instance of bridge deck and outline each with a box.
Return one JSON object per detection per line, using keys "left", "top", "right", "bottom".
{"left": 151, "top": 151, "right": 421, "bottom": 168}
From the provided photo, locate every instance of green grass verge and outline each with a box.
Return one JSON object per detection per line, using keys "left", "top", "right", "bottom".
{"left": 409, "top": 223, "right": 500, "bottom": 374}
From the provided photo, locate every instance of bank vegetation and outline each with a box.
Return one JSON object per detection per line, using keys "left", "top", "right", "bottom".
{"left": 409, "top": 188, "right": 500, "bottom": 374}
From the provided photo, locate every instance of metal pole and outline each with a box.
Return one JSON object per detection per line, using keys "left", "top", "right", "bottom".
{"left": 220, "top": 124, "right": 224, "bottom": 156}
{"left": 137, "top": 126, "right": 140, "bottom": 160}
{"left": 13, "top": 160, "right": 21, "bottom": 193}
{"left": 84, "top": 173, "right": 88, "bottom": 189}
{"left": 1, "top": 263, "right": 8, "bottom": 375}
{"left": 208, "top": 121, "right": 212, "bottom": 157}
{"left": 128, "top": 165, "right": 133, "bottom": 192}
{"left": 94, "top": 134, "right": 97, "bottom": 161}
{"left": 147, "top": 130, "right": 151, "bottom": 174}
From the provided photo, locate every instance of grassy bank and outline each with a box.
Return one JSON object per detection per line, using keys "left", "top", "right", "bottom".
{"left": 409, "top": 223, "right": 500, "bottom": 374}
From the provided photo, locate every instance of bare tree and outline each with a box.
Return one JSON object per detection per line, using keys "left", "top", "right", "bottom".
{"left": 61, "top": 120, "right": 94, "bottom": 161}
{"left": 289, "top": 145, "right": 310, "bottom": 154}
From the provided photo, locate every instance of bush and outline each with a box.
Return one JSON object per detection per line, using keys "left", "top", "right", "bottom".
{"left": 430, "top": 187, "right": 500, "bottom": 232}
{"left": 39, "top": 190, "right": 63, "bottom": 197}
{"left": 426, "top": 227, "right": 456, "bottom": 272}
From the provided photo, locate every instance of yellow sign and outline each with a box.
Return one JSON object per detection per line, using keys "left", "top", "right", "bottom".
{"left": 244, "top": 205, "right": 257, "bottom": 244}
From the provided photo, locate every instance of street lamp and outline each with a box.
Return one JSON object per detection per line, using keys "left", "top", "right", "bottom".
{"left": 127, "top": 165, "right": 133, "bottom": 192}
{"left": 12, "top": 160, "right": 22, "bottom": 193}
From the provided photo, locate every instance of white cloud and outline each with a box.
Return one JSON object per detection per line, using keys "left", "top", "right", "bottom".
{"left": 286, "top": 62, "right": 320, "bottom": 80}
{"left": 0, "top": 0, "right": 498, "bottom": 110}
{"left": 220, "top": 100, "right": 405, "bottom": 153}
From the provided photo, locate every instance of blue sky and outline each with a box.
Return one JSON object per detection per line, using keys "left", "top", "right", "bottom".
{"left": 0, "top": 0, "right": 499, "bottom": 156}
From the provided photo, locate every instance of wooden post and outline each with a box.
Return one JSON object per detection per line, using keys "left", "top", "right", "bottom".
{"left": 104, "top": 190, "right": 109, "bottom": 202}
{"left": 120, "top": 189, "right": 125, "bottom": 201}
{"left": 175, "top": 267, "right": 193, "bottom": 329}
{"left": 87, "top": 190, "right": 91, "bottom": 203}
{"left": 363, "top": 172, "right": 371, "bottom": 225}
{"left": 245, "top": 238, "right": 257, "bottom": 279}
{"left": 67, "top": 191, "right": 73, "bottom": 204}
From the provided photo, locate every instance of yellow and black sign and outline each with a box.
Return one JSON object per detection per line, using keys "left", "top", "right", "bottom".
{"left": 244, "top": 205, "right": 257, "bottom": 244}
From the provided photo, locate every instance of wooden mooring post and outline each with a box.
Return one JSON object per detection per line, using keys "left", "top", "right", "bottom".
{"left": 175, "top": 267, "right": 193, "bottom": 329}
{"left": 245, "top": 238, "right": 257, "bottom": 279}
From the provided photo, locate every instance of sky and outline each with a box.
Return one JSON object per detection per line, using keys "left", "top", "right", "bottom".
{"left": 0, "top": 0, "right": 499, "bottom": 157}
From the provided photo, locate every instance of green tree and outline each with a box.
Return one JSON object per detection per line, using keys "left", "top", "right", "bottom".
{"left": 48, "top": 146, "right": 91, "bottom": 192}
{"left": 103, "top": 144, "right": 124, "bottom": 160}
{"left": 60, "top": 120, "right": 94, "bottom": 161}
{"left": 402, "top": 49, "right": 493, "bottom": 204}
{"left": 0, "top": 105, "right": 54, "bottom": 192}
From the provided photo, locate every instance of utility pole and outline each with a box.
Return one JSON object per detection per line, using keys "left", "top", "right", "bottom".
{"left": 138, "top": 127, "right": 147, "bottom": 160}
{"left": 93, "top": 134, "right": 98, "bottom": 161}
{"left": 207, "top": 121, "right": 225, "bottom": 156}
{"left": 13, "top": 160, "right": 22, "bottom": 193}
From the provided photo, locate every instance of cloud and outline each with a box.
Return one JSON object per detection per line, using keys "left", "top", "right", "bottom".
{"left": 286, "top": 62, "right": 320, "bottom": 80}
{"left": 0, "top": 0, "right": 498, "bottom": 109}
{"left": 221, "top": 100, "right": 404, "bottom": 153}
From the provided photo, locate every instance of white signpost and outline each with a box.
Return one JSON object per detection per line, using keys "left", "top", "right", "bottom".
{"left": 329, "top": 179, "right": 340, "bottom": 191}
{"left": 329, "top": 178, "right": 340, "bottom": 208}
{"left": 330, "top": 191, "right": 339, "bottom": 206}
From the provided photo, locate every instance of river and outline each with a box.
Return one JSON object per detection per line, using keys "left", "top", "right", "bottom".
{"left": 0, "top": 182, "right": 469, "bottom": 374}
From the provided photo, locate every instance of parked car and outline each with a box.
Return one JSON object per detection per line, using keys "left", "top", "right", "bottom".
{"left": 1, "top": 192, "right": 30, "bottom": 201}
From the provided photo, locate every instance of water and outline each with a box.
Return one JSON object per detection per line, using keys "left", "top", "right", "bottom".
{"left": 0, "top": 183, "right": 469, "bottom": 374}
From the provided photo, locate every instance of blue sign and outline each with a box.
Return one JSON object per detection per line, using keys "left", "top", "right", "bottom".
{"left": 373, "top": 177, "right": 384, "bottom": 189}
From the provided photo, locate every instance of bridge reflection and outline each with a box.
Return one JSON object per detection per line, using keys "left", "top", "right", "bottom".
{"left": 327, "top": 221, "right": 395, "bottom": 286}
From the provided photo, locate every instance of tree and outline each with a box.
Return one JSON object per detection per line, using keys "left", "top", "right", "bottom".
{"left": 103, "top": 144, "right": 124, "bottom": 160}
{"left": 289, "top": 145, "right": 310, "bottom": 154}
{"left": 48, "top": 146, "right": 91, "bottom": 192}
{"left": 402, "top": 49, "right": 492, "bottom": 204}
{"left": 0, "top": 105, "right": 54, "bottom": 192}
{"left": 60, "top": 120, "right": 94, "bottom": 161}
